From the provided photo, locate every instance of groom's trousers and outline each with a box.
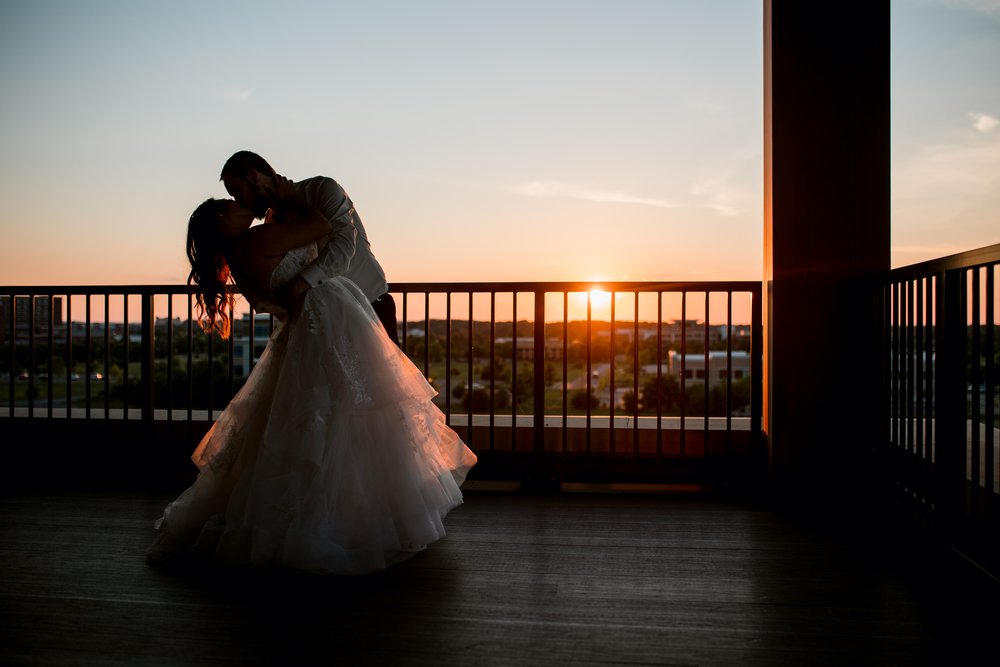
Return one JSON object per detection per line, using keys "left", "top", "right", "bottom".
{"left": 371, "top": 293, "right": 401, "bottom": 348}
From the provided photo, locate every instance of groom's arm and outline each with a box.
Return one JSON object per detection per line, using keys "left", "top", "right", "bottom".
{"left": 298, "top": 177, "right": 358, "bottom": 287}
{"left": 274, "top": 178, "right": 358, "bottom": 310}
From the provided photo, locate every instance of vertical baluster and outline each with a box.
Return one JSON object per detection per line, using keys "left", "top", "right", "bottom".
{"left": 85, "top": 294, "right": 91, "bottom": 420}
{"left": 206, "top": 297, "right": 214, "bottom": 421}
{"left": 890, "top": 283, "right": 901, "bottom": 447}
{"left": 227, "top": 299, "right": 235, "bottom": 402}
{"left": 703, "top": 292, "right": 710, "bottom": 461}
{"left": 489, "top": 291, "right": 496, "bottom": 453}
{"left": 7, "top": 293, "right": 15, "bottom": 418}
{"left": 166, "top": 296, "right": 173, "bottom": 423}
{"left": 46, "top": 292, "right": 54, "bottom": 417}
{"left": 423, "top": 292, "right": 430, "bottom": 378}
{"left": 123, "top": 294, "right": 129, "bottom": 421}
{"left": 633, "top": 290, "right": 640, "bottom": 461}
{"left": 907, "top": 279, "right": 915, "bottom": 454}
{"left": 971, "top": 269, "right": 982, "bottom": 514}
{"left": 401, "top": 290, "right": 408, "bottom": 355}
{"left": 680, "top": 292, "right": 687, "bottom": 463}
{"left": 985, "top": 266, "right": 996, "bottom": 497}
{"left": 103, "top": 294, "right": 110, "bottom": 419}
{"left": 726, "top": 291, "right": 733, "bottom": 459}
{"left": 610, "top": 291, "right": 616, "bottom": 458}
{"left": 586, "top": 291, "right": 592, "bottom": 455}
{"left": 27, "top": 295, "right": 35, "bottom": 419}
{"left": 925, "top": 279, "right": 935, "bottom": 461}
{"left": 656, "top": 291, "right": 663, "bottom": 464}
{"left": 916, "top": 278, "right": 924, "bottom": 460}
{"left": 562, "top": 292, "right": 568, "bottom": 459}
{"left": 445, "top": 292, "right": 452, "bottom": 425}
{"left": 511, "top": 292, "right": 517, "bottom": 453}
{"left": 65, "top": 294, "right": 72, "bottom": 418}
{"left": 467, "top": 291, "right": 474, "bottom": 448}
{"left": 187, "top": 293, "right": 193, "bottom": 439}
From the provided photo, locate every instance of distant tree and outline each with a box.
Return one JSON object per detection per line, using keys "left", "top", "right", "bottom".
{"left": 570, "top": 388, "right": 598, "bottom": 410}
{"left": 544, "top": 362, "right": 557, "bottom": 387}
{"left": 461, "top": 387, "right": 491, "bottom": 412}
{"left": 449, "top": 332, "right": 469, "bottom": 360}
{"left": 494, "top": 358, "right": 510, "bottom": 382}
{"left": 495, "top": 388, "right": 511, "bottom": 410}
{"left": 405, "top": 335, "right": 445, "bottom": 364}
{"left": 513, "top": 363, "right": 534, "bottom": 406}
{"left": 684, "top": 385, "right": 706, "bottom": 414}
{"left": 639, "top": 374, "right": 681, "bottom": 414}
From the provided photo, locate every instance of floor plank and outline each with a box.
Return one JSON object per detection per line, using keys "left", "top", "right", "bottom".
{"left": 1, "top": 490, "right": 996, "bottom": 666}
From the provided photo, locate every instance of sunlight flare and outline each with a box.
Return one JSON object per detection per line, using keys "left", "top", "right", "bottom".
{"left": 588, "top": 289, "right": 612, "bottom": 308}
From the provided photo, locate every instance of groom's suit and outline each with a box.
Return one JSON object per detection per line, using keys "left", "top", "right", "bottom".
{"left": 292, "top": 176, "right": 400, "bottom": 346}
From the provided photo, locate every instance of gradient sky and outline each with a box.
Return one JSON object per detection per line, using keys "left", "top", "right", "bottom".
{"left": 0, "top": 0, "right": 997, "bottom": 289}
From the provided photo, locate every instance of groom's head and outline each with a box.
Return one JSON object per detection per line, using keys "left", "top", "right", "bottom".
{"left": 221, "top": 150, "right": 277, "bottom": 219}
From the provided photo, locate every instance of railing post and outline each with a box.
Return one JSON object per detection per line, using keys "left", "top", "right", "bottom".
{"left": 935, "top": 269, "right": 967, "bottom": 529}
{"left": 141, "top": 293, "right": 155, "bottom": 425}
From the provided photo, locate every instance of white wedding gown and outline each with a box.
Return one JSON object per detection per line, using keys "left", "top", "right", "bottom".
{"left": 148, "top": 244, "right": 477, "bottom": 575}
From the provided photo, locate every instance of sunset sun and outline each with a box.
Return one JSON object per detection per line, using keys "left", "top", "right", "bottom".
{"left": 588, "top": 289, "right": 612, "bottom": 308}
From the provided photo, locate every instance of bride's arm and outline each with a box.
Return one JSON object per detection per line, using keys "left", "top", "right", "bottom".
{"left": 266, "top": 178, "right": 357, "bottom": 310}
{"left": 242, "top": 176, "right": 332, "bottom": 258}
{"left": 232, "top": 176, "right": 332, "bottom": 312}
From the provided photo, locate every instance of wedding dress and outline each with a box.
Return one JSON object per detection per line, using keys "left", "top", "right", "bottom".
{"left": 148, "top": 243, "right": 477, "bottom": 575}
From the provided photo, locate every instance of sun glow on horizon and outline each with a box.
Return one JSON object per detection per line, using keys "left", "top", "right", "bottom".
{"left": 588, "top": 289, "right": 613, "bottom": 309}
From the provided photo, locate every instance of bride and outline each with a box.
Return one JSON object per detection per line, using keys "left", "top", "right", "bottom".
{"left": 148, "top": 176, "right": 477, "bottom": 575}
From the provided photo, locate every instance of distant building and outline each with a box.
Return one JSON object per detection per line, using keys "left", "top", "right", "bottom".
{"left": 668, "top": 350, "right": 750, "bottom": 387}
{"left": 515, "top": 337, "right": 563, "bottom": 361}
{"left": 231, "top": 313, "right": 278, "bottom": 378}
{"left": 0, "top": 296, "right": 64, "bottom": 342}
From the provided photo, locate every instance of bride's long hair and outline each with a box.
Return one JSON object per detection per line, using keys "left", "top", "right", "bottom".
{"left": 186, "top": 198, "right": 236, "bottom": 339}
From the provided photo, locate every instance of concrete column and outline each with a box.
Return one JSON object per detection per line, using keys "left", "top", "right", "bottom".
{"left": 763, "top": 1, "right": 890, "bottom": 505}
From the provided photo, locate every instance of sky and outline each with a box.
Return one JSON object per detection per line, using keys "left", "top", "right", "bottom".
{"left": 0, "top": 0, "right": 997, "bottom": 292}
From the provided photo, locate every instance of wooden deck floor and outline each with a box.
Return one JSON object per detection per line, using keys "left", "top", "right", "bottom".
{"left": 1, "top": 488, "right": 997, "bottom": 666}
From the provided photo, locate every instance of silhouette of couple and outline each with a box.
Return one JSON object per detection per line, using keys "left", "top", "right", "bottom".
{"left": 148, "top": 151, "right": 476, "bottom": 575}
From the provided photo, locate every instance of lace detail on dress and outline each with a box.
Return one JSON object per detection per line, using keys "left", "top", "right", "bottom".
{"left": 333, "top": 332, "right": 373, "bottom": 406}
{"left": 254, "top": 244, "right": 319, "bottom": 315}
{"left": 270, "top": 244, "right": 319, "bottom": 294}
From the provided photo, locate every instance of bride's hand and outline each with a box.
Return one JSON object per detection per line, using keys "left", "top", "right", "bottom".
{"left": 259, "top": 173, "right": 306, "bottom": 223}
{"left": 270, "top": 174, "right": 300, "bottom": 204}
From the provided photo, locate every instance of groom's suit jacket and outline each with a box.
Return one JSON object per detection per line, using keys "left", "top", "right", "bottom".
{"left": 293, "top": 176, "right": 389, "bottom": 303}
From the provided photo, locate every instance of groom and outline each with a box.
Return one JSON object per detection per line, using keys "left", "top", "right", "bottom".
{"left": 220, "top": 150, "right": 400, "bottom": 346}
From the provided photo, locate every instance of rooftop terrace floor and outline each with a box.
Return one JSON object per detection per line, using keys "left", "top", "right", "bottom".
{"left": 1, "top": 488, "right": 997, "bottom": 666}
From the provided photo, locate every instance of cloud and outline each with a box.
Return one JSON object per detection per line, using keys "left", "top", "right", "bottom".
{"left": 892, "top": 131, "right": 1000, "bottom": 200}
{"left": 969, "top": 111, "right": 999, "bottom": 133}
{"left": 513, "top": 180, "right": 679, "bottom": 209}
{"left": 919, "top": 0, "right": 1000, "bottom": 19}
{"left": 512, "top": 179, "right": 744, "bottom": 216}
{"left": 893, "top": 243, "right": 966, "bottom": 256}
{"left": 689, "top": 178, "right": 743, "bottom": 217}
{"left": 219, "top": 88, "right": 251, "bottom": 102}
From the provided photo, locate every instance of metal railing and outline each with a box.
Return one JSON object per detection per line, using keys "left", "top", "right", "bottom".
{"left": 885, "top": 243, "right": 999, "bottom": 567}
{"left": 1, "top": 281, "right": 762, "bottom": 485}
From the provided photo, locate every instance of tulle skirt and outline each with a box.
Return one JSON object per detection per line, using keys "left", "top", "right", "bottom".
{"left": 148, "top": 278, "right": 477, "bottom": 575}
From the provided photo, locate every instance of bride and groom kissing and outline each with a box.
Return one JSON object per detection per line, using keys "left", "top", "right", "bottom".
{"left": 147, "top": 151, "right": 477, "bottom": 575}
